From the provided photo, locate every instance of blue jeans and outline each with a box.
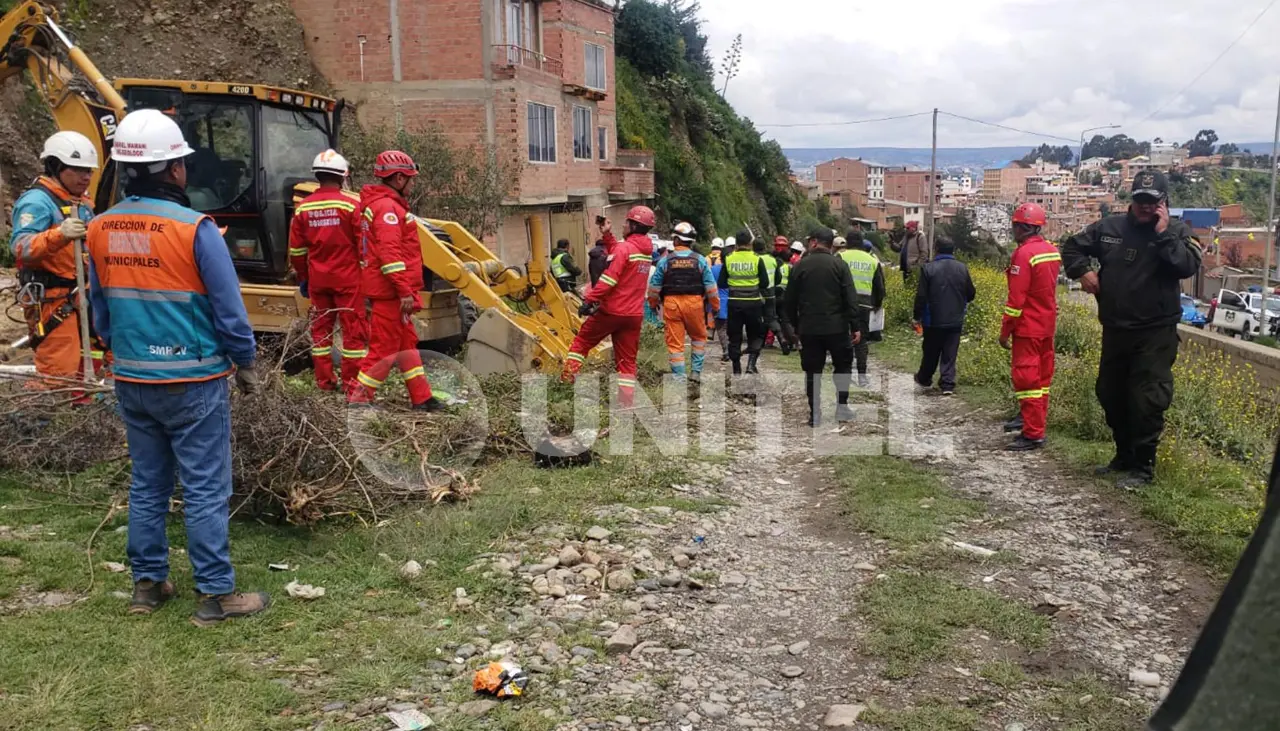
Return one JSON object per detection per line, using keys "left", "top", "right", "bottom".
{"left": 117, "top": 378, "right": 235, "bottom": 595}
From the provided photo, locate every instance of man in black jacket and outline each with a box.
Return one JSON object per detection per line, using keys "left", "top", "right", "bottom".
{"left": 587, "top": 238, "right": 608, "bottom": 287}
{"left": 785, "top": 228, "right": 865, "bottom": 426}
{"left": 912, "top": 236, "right": 975, "bottom": 395}
{"left": 1062, "top": 171, "right": 1202, "bottom": 488}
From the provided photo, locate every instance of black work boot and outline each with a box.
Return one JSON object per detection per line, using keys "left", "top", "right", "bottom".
{"left": 731, "top": 359, "right": 742, "bottom": 375}
{"left": 836, "top": 404, "right": 857, "bottom": 423}
{"left": 1007, "top": 435, "right": 1045, "bottom": 452}
{"left": 745, "top": 355, "right": 760, "bottom": 375}
{"left": 1003, "top": 414, "right": 1024, "bottom": 433}
{"left": 192, "top": 591, "right": 271, "bottom": 627}
{"left": 128, "top": 579, "right": 175, "bottom": 616}
{"left": 413, "top": 396, "right": 448, "bottom": 413}
{"left": 1116, "top": 467, "right": 1155, "bottom": 491}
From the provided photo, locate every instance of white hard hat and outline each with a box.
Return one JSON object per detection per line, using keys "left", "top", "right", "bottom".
{"left": 41, "top": 131, "right": 100, "bottom": 170}
{"left": 725, "top": 236, "right": 737, "bottom": 248}
{"left": 790, "top": 241, "right": 805, "bottom": 253}
{"left": 673, "top": 221, "right": 697, "bottom": 242}
{"left": 111, "top": 109, "right": 195, "bottom": 164}
{"left": 711, "top": 237, "right": 724, "bottom": 249}
{"left": 834, "top": 236, "right": 848, "bottom": 248}
{"left": 312, "top": 149, "right": 350, "bottom": 177}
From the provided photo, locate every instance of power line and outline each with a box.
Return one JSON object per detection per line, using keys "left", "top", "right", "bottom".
{"left": 756, "top": 111, "right": 932, "bottom": 128}
{"left": 938, "top": 111, "right": 1080, "bottom": 143}
{"left": 1135, "top": 0, "right": 1280, "bottom": 126}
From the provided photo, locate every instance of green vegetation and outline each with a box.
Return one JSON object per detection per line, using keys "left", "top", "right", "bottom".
{"left": 837, "top": 456, "right": 984, "bottom": 546}
{"left": 880, "top": 265, "right": 1276, "bottom": 572}
{"left": 0, "top": 450, "right": 702, "bottom": 730}
{"left": 615, "top": 0, "right": 829, "bottom": 239}
{"left": 862, "top": 698, "right": 982, "bottom": 731}
{"left": 1169, "top": 166, "right": 1274, "bottom": 224}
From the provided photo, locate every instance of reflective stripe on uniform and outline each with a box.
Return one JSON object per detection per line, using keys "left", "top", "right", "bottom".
{"left": 357, "top": 371, "right": 384, "bottom": 388}
{"left": 297, "top": 200, "right": 356, "bottom": 213}
{"left": 628, "top": 254, "right": 650, "bottom": 262}
{"left": 1004, "top": 306, "right": 1023, "bottom": 317}
{"left": 362, "top": 208, "right": 374, "bottom": 221}
{"left": 551, "top": 252, "right": 570, "bottom": 278}
{"left": 289, "top": 247, "right": 308, "bottom": 256}
{"left": 341, "top": 348, "right": 368, "bottom": 359}
{"left": 404, "top": 366, "right": 426, "bottom": 381}
{"left": 599, "top": 274, "right": 618, "bottom": 287}
{"left": 1029, "top": 252, "right": 1062, "bottom": 266}
{"left": 725, "top": 251, "right": 763, "bottom": 301}
{"left": 566, "top": 352, "right": 587, "bottom": 364}
{"left": 381, "top": 261, "right": 406, "bottom": 274}
{"left": 312, "top": 346, "right": 333, "bottom": 356}
{"left": 1015, "top": 388, "right": 1044, "bottom": 401}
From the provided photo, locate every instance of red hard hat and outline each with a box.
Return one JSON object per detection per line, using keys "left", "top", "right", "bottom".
{"left": 1012, "top": 202, "right": 1047, "bottom": 227}
{"left": 906, "top": 220, "right": 919, "bottom": 231}
{"left": 774, "top": 235, "right": 789, "bottom": 250}
{"left": 626, "top": 205, "right": 656, "bottom": 228}
{"left": 373, "top": 150, "right": 419, "bottom": 179}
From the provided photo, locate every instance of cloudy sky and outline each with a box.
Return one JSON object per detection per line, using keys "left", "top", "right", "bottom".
{"left": 697, "top": 0, "right": 1280, "bottom": 149}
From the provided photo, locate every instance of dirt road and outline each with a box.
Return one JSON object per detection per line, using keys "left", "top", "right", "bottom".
{"left": 498, "top": 356, "right": 1218, "bottom": 730}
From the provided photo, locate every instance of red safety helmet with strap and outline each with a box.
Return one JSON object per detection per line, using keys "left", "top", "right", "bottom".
{"left": 773, "top": 235, "right": 789, "bottom": 252}
{"left": 626, "top": 205, "right": 656, "bottom": 228}
{"left": 373, "top": 150, "right": 419, "bottom": 179}
{"left": 1012, "top": 202, "right": 1047, "bottom": 227}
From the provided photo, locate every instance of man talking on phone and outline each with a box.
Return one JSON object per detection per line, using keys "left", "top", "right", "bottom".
{"left": 1062, "top": 171, "right": 1202, "bottom": 488}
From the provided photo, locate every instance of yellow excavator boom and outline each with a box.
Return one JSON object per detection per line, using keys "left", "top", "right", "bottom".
{"left": 0, "top": 1, "right": 125, "bottom": 198}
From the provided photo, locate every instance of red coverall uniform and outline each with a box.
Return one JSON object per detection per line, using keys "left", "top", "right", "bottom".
{"left": 289, "top": 187, "right": 369, "bottom": 392}
{"left": 561, "top": 229, "right": 653, "bottom": 407}
{"left": 349, "top": 184, "right": 433, "bottom": 406}
{"left": 1001, "top": 235, "right": 1062, "bottom": 441}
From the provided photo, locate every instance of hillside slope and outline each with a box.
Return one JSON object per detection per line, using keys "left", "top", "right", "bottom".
{"left": 1, "top": 0, "right": 319, "bottom": 208}
{"left": 614, "top": 0, "right": 829, "bottom": 240}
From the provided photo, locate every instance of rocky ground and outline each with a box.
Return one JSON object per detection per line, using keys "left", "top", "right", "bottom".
{"left": 316, "top": 356, "right": 1219, "bottom": 731}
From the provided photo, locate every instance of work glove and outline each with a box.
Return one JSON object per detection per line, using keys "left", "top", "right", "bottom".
{"left": 298, "top": 281, "right": 309, "bottom": 299}
{"left": 234, "top": 363, "right": 261, "bottom": 396}
{"left": 578, "top": 300, "right": 598, "bottom": 318}
{"left": 59, "top": 217, "right": 88, "bottom": 242}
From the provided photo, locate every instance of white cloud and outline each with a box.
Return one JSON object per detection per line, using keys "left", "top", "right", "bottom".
{"left": 696, "top": 0, "right": 1280, "bottom": 148}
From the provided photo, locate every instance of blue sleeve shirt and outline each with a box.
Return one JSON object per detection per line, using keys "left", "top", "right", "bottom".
{"left": 192, "top": 219, "right": 256, "bottom": 366}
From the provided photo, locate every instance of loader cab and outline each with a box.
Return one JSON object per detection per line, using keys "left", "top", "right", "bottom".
{"left": 101, "top": 79, "right": 341, "bottom": 284}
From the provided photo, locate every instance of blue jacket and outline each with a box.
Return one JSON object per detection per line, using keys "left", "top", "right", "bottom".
{"left": 710, "top": 264, "right": 729, "bottom": 319}
{"left": 88, "top": 196, "right": 256, "bottom": 382}
{"left": 912, "top": 254, "right": 976, "bottom": 330}
{"left": 9, "top": 178, "right": 94, "bottom": 276}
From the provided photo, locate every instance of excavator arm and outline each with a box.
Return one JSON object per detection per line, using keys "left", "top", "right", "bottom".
{"left": 1, "top": 1, "right": 126, "bottom": 198}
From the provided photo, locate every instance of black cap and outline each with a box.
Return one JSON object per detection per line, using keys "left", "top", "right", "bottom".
{"left": 1131, "top": 170, "right": 1168, "bottom": 200}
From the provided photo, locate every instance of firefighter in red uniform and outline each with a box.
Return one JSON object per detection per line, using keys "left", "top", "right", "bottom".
{"left": 349, "top": 150, "right": 444, "bottom": 411}
{"left": 1000, "top": 202, "right": 1061, "bottom": 452}
{"left": 561, "top": 206, "right": 655, "bottom": 408}
{"left": 289, "top": 149, "right": 369, "bottom": 393}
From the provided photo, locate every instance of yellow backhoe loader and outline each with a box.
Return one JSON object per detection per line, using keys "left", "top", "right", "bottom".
{"left": 2, "top": 0, "right": 584, "bottom": 374}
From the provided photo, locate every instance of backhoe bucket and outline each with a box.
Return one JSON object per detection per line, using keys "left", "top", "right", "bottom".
{"left": 465, "top": 308, "right": 548, "bottom": 376}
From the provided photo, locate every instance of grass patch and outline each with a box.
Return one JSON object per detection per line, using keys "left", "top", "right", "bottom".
{"left": 863, "top": 572, "right": 1050, "bottom": 679}
{"left": 835, "top": 455, "right": 984, "bottom": 546}
{"left": 1031, "top": 674, "right": 1149, "bottom": 731}
{"left": 0, "top": 443, "right": 699, "bottom": 730}
{"left": 862, "top": 697, "right": 982, "bottom": 731}
{"left": 979, "top": 659, "right": 1028, "bottom": 689}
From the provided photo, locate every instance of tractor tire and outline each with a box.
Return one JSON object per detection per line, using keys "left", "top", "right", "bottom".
{"left": 458, "top": 295, "right": 479, "bottom": 339}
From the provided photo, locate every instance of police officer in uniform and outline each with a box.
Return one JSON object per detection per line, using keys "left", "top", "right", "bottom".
{"left": 717, "top": 230, "right": 772, "bottom": 374}
{"left": 551, "top": 238, "right": 583, "bottom": 293}
{"left": 1062, "top": 171, "right": 1202, "bottom": 488}
{"left": 837, "top": 231, "right": 885, "bottom": 387}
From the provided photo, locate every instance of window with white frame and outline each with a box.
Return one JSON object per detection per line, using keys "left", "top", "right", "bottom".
{"left": 597, "top": 126, "right": 607, "bottom": 161}
{"left": 585, "top": 43, "right": 606, "bottom": 90}
{"left": 528, "top": 102, "right": 556, "bottom": 163}
{"left": 573, "top": 106, "right": 593, "bottom": 160}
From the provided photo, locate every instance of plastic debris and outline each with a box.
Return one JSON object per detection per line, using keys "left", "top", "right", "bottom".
{"left": 284, "top": 581, "right": 326, "bottom": 600}
{"left": 951, "top": 541, "right": 997, "bottom": 558}
{"left": 384, "top": 709, "right": 433, "bottom": 729}
{"left": 472, "top": 661, "right": 530, "bottom": 699}
{"left": 268, "top": 562, "right": 290, "bottom": 571}
{"left": 101, "top": 561, "right": 128, "bottom": 573}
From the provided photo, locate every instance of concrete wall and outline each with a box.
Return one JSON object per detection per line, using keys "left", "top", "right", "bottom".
{"left": 1179, "top": 324, "right": 1280, "bottom": 391}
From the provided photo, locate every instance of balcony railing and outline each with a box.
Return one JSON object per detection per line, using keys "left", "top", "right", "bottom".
{"left": 492, "top": 45, "right": 563, "bottom": 76}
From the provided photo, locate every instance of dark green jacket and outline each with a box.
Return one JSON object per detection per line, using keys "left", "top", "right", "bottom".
{"left": 1062, "top": 211, "right": 1202, "bottom": 330}
{"left": 783, "top": 249, "right": 863, "bottom": 337}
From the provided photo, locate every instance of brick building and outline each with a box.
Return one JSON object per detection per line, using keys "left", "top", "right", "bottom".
{"left": 815, "top": 158, "right": 886, "bottom": 200}
{"left": 883, "top": 170, "right": 941, "bottom": 206}
{"left": 290, "top": 0, "right": 654, "bottom": 263}
{"left": 980, "top": 162, "right": 1035, "bottom": 204}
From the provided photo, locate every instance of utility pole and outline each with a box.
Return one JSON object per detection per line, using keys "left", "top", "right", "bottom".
{"left": 927, "top": 108, "right": 938, "bottom": 253}
{"left": 1262, "top": 77, "right": 1280, "bottom": 333}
